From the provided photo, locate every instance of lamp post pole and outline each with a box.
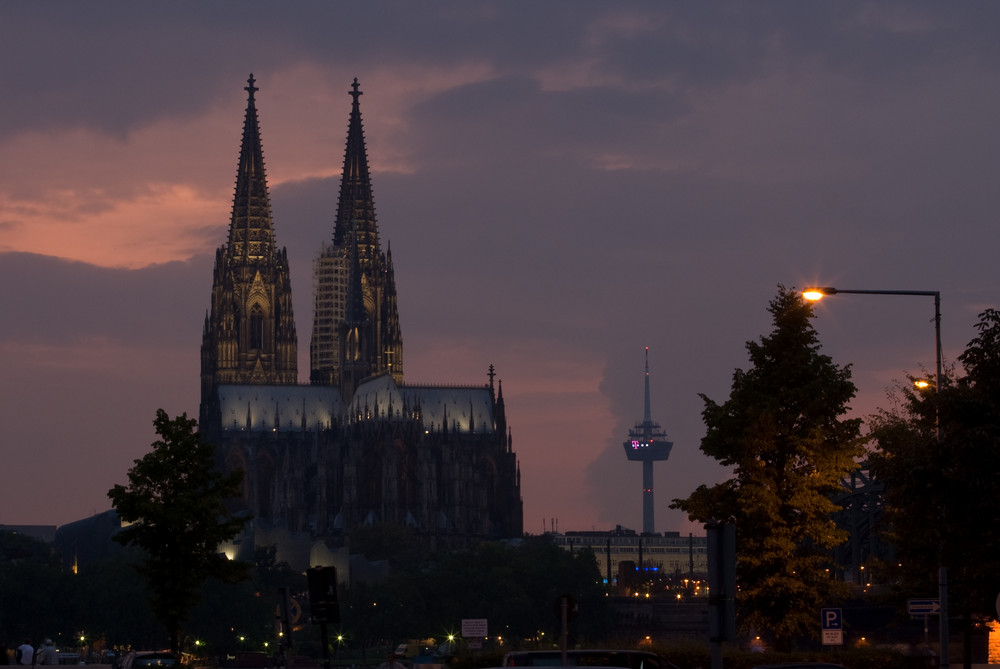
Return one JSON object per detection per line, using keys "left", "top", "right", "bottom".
{"left": 802, "top": 286, "right": 947, "bottom": 669}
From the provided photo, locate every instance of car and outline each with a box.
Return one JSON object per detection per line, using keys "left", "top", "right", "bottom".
{"left": 752, "top": 664, "right": 847, "bottom": 669}
{"left": 55, "top": 652, "right": 81, "bottom": 665}
{"left": 121, "top": 652, "right": 181, "bottom": 669}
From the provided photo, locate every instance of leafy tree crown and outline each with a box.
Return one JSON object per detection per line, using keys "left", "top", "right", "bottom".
{"left": 108, "top": 409, "right": 248, "bottom": 652}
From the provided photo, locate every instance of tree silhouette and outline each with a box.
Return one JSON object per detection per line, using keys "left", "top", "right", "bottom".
{"left": 672, "top": 286, "right": 863, "bottom": 649}
{"left": 870, "top": 308, "right": 1000, "bottom": 668}
{"left": 108, "top": 409, "right": 248, "bottom": 652}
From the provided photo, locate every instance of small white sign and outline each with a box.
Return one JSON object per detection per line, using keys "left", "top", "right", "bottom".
{"left": 462, "top": 618, "right": 488, "bottom": 638}
{"left": 822, "top": 629, "right": 843, "bottom": 646}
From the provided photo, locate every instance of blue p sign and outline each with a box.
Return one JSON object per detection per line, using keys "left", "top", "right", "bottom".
{"left": 821, "top": 608, "right": 842, "bottom": 630}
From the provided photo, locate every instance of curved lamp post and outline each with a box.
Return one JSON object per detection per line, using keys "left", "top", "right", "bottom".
{"left": 802, "top": 288, "right": 941, "bottom": 405}
{"left": 802, "top": 286, "right": 947, "bottom": 668}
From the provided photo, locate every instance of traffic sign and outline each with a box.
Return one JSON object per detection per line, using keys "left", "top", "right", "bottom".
{"left": 307, "top": 566, "right": 339, "bottom": 624}
{"left": 462, "top": 618, "right": 488, "bottom": 638}
{"left": 821, "top": 608, "right": 842, "bottom": 646}
{"left": 822, "top": 630, "right": 843, "bottom": 646}
{"left": 908, "top": 599, "right": 941, "bottom": 615}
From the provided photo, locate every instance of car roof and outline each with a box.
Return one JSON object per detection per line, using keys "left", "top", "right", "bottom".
{"left": 503, "top": 650, "right": 668, "bottom": 668}
{"left": 752, "top": 664, "right": 847, "bottom": 669}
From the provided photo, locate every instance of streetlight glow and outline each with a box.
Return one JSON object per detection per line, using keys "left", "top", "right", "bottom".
{"left": 802, "top": 287, "right": 836, "bottom": 301}
{"left": 802, "top": 287, "right": 841, "bottom": 301}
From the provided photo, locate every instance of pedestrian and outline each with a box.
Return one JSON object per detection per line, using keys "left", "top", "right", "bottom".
{"left": 119, "top": 649, "right": 136, "bottom": 669}
{"left": 14, "top": 640, "right": 33, "bottom": 666}
{"left": 35, "top": 641, "right": 57, "bottom": 666}
{"left": 0, "top": 642, "right": 10, "bottom": 665}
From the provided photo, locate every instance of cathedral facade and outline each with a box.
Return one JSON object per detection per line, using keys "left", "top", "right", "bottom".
{"left": 199, "top": 76, "right": 522, "bottom": 556}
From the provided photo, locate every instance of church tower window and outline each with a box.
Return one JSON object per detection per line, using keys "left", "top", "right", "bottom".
{"left": 249, "top": 304, "right": 264, "bottom": 351}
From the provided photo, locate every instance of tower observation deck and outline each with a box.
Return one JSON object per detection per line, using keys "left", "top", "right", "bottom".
{"left": 622, "top": 347, "right": 673, "bottom": 534}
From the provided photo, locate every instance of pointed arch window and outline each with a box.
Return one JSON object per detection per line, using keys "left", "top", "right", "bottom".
{"left": 249, "top": 304, "right": 265, "bottom": 350}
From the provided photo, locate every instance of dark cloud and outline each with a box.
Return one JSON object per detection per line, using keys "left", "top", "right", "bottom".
{"left": 0, "top": 252, "right": 208, "bottom": 346}
{"left": 3, "top": 1, "right": 996, "bottom": 148}
{"left": 4, "top": 1, "right": 1000, "bottom": 531}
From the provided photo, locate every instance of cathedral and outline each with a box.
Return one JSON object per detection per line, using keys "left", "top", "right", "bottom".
{"left": 199, "top": 75, "right": 523, "bottom": 561}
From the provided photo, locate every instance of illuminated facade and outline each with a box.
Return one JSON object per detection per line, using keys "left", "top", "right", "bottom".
{"left": 200, "top": 77, "right": 522, "bottom": 564}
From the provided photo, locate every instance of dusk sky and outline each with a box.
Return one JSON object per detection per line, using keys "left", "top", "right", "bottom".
{"left": 3, "top": 2, "right": 1000, "bottom": 536}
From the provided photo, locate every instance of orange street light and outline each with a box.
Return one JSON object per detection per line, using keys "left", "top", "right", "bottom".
{"left": 801, "top": 287, "right": 941, "bottom": 401}
{"left": 802, "top": 289, "right": 829, "bottom": 301}
{"left": 801, "top": 284, "right": 946, "bottom": 669}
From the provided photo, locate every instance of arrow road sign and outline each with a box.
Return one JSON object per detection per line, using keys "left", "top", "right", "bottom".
{"left": 908, "top": 599, "right": 941, "bottom": 615}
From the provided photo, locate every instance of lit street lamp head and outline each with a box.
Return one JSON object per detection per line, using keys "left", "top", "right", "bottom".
{"left": 802, "top": 287, "right": 838, "bottom": 301}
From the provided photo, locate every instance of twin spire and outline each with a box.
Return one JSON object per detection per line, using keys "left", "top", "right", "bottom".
{"left": 221, "top": 73, "right": 402, "bottom": 392}
{"left": 230, "top": 73, "right": 379, "bottom": 266}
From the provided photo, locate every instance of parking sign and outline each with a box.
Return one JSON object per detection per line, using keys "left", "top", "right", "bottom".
{"left": 821, "top": 608, "right": 843, "bottom": 645}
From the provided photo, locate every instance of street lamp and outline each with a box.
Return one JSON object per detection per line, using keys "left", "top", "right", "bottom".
{"left": 802, "top": 285, "right": 947, "bottom": 669}
{"left": 802, "top": 287, "right": 941, "bottom": 401}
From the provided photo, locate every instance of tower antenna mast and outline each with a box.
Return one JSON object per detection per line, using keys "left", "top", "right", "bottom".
{"left": 622, "top": 347, "right": 672, "bottom": 535}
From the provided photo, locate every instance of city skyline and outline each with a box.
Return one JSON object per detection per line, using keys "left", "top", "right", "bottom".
{"left": 3, "top": 3, "right": 1000, "bottom": 534}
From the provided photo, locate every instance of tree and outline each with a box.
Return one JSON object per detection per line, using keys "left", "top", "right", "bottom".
{"left": 108, "top": 409, "right": 249, "bottom": 653}
{"left": 70, "top": 547, "right": 163, "bottom": 649}
{"left": 870, "top": 309, "right": 1000, "bottom": 667}
{"left": 671, "top": 286, "right": 864, "bottom": 649}
{"left": 335, "top": 531, "right": 612, "bottom": 652}
{"left": 0, "top": 531, "right": 72, "bottom": 643}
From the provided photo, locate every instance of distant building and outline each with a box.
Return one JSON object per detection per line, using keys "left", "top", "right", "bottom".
{"left": 199, "top": 76, "right": 522, "bottom": 568}
{"left": 52, "top": 511, "right": 122, "bottom": 572}
{"left": 551, "top": 526, "right": 707, "bottom": 584}
{"left": 0, "top": 524, "right": 58, "bottom": 544}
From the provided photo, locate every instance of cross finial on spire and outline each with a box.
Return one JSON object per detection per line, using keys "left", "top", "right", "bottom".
{"left": 350, "top": 77, "right": 362, "bottom": 104}
{"left": 245, "top": 73, "right": 258, "bottom": 101}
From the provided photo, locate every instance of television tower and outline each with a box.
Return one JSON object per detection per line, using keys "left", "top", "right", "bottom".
{"left": 622, "top": 347, "right": 673, "bottom": 534}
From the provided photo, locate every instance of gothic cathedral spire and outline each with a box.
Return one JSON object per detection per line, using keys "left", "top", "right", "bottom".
{"left": 201, "top": 74, "right": 297, "bottom": 421}
{"left": 311, "top": 78, "right": 403, "bottom": 393}
{"left": 334, "top": 78, "right": 379, "bottom": 256}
